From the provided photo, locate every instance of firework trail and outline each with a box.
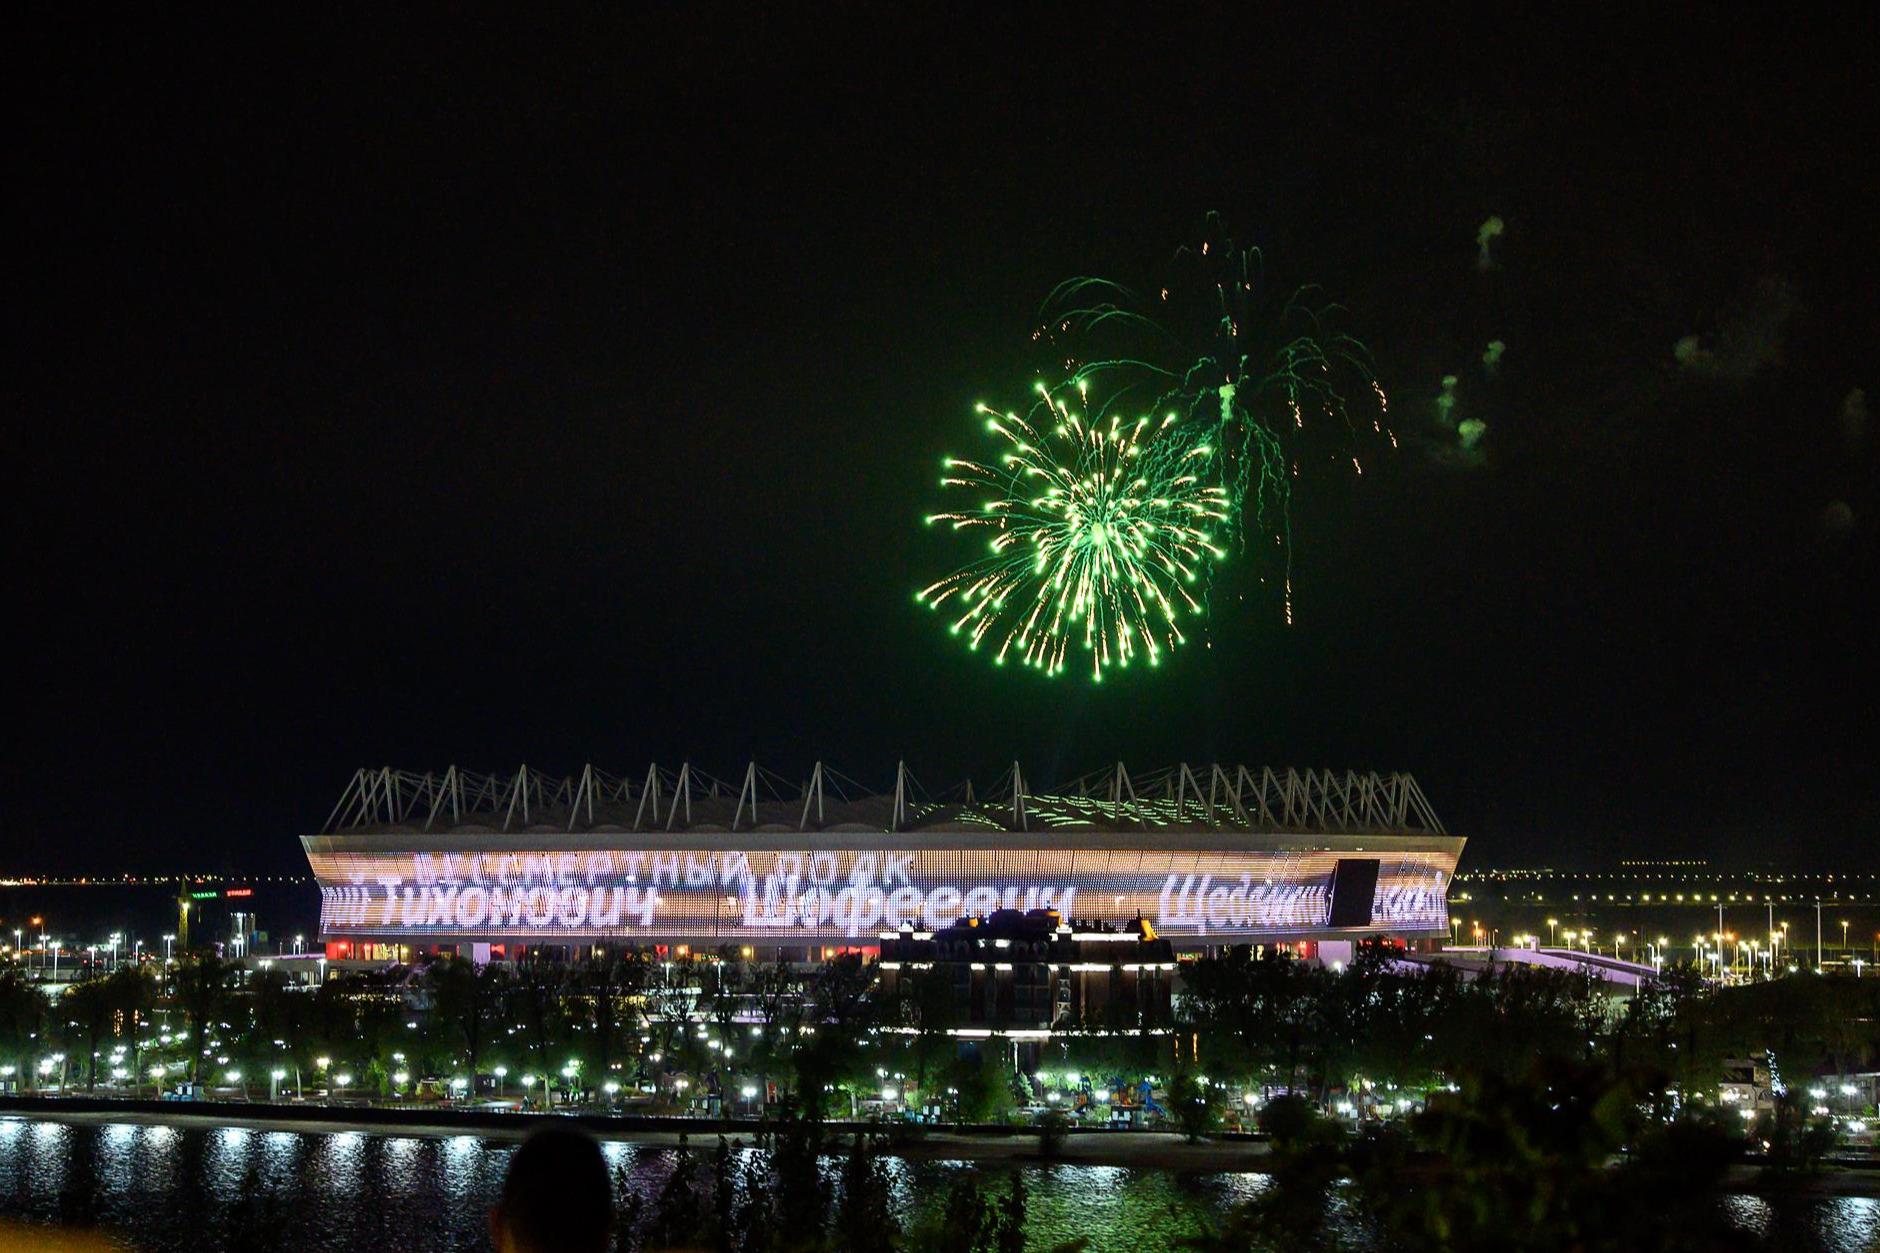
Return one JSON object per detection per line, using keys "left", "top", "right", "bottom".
{"left": 1028, "top": 213, "right": 1391, "bottom": 623}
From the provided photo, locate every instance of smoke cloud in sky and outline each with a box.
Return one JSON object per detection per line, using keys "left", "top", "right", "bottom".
{"left": 1475, "top": 215, "right": 1504, "bottom": 269}
{"left": 1674, "top": 273, "right": 1797, "bottom": 380}
{"left": 1840, "top": 387, "right": 1868, "bottom": 448}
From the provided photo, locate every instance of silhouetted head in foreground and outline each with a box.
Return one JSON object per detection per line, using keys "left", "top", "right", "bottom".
{"left": 490, "top": 1126, "right": 612, "bottom": 1253}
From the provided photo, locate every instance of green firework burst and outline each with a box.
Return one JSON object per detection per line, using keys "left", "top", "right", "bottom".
{"left": 917, "top": 379, "right": 1231, "bottom": 681}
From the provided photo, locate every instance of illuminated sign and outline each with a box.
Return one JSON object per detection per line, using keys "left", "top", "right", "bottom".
{"left": 224, "top": 888, "right": 253, "bottom": 898}
{"left": 307, "top": 844, "right": 1453, "bottom": 944}
{"left": 190, "top": 891, "right": 219, "bottom": 900}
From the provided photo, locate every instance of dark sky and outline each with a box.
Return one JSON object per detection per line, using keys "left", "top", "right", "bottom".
{"left": 10, "top": 10, "right": 1878, "bottom": 874}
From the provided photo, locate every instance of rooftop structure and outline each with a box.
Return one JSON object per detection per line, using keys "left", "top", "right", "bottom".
{"left": 320, "top": 762, "right": 1449, "bottom": 838}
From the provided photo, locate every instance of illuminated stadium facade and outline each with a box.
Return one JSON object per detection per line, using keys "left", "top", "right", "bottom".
{"left": 305, "top": 763, "right": 1464, "bottom": 958}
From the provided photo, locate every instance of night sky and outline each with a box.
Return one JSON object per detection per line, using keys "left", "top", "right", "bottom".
{"left": 11, "top": 10, "right": 1878, "bottom": 874}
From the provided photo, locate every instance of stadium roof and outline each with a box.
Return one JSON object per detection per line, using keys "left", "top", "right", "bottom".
{"left": 320, "top": 763, "right": 1448, "bottom": 839}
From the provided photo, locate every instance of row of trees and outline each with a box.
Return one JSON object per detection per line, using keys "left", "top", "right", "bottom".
{"left": 1177, "top": 945, "right": 1878, "bottom": 1109}
{"left": 4, "top": 944, "right": 1875, "bottom": 1128}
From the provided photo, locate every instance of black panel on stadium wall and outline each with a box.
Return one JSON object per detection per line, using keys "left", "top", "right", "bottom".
{"left": 1327, "top": 859, "right": 1381, "bottom": 928}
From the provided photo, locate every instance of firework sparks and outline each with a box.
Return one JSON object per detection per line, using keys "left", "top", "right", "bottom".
{"left": 917, "top": 380, "right": 1231, "bottom": 680}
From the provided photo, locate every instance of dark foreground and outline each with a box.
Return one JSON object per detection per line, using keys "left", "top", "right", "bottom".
{"left": 2, "top": 1105, "right": 1877, "bottom": 1252}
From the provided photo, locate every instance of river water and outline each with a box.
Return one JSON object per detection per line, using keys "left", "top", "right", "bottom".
{"left": 1, "top": 1116, "right": 1875, "bottom": 1251}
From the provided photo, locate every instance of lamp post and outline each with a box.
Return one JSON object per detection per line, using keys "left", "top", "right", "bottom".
{"left": 163, "top": 934, "right": 175, "bottom": 964}
{"left": 270, "top": 1067, "right": 286, "bottom": 1102}
{"left": 1547, "top": 918, "right": 1558, "bottom": 947}
{"left": 494, "top": 1065, "right": 508, "bottom": 1096}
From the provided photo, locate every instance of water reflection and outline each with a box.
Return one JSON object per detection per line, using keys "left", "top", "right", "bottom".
{"left": 0, "top": 1117, "right": 1869, "bottom": 1253}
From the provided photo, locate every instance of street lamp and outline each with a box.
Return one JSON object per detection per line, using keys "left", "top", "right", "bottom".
{"left": 1546, "top": 918, "right": 1558, "bottom": 946}
{"left": 494, "top": 1064, "right": 509, "bottom": 1096}
{"left": 163, "top": 934, "right": 175, "bottom": 963}
{"left": 270, "top": 1067, "right": 286, "bottom": 1102}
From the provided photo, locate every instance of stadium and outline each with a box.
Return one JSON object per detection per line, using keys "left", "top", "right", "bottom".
{"left": 305, "top": 762, "right": 1464, "bottom": 963}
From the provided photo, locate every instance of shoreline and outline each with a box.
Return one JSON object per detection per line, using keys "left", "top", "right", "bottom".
{"left": 4, "top": 1097, "right": 1877, "bottom": 1194}
{"left": 1, "top": 1095, "right": 1270, "bottom": 1171}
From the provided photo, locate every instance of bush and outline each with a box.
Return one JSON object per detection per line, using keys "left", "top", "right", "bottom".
{"left": 948, "top": 1053, "right": 1017, "bottom": 1124}
{"left": 1257, "top": 1093, "right": 1323, "bottom": 1148}
{"left": 1167, "top": 1073, "right": 1216, "bottom": 1142}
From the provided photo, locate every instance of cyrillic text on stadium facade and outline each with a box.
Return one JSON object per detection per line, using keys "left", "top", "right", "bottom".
{"left": 308, "top": 846, "right": 1452, "bottom": 942}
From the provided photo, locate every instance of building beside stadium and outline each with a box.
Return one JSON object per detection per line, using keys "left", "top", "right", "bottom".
{"left": 304, "top": 762, "right": 1464, "bottom": 964}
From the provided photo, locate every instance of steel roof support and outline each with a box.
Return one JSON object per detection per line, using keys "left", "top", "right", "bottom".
{"left": 800, "top": 762, "right": 825, "bottom": 831}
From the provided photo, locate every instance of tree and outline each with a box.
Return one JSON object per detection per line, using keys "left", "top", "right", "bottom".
{"left": 747, "top": 957, "right": 805, "bottom": 1099}
{"left": 834, "top": 1133, "right": 899, "bottom": 1253}
{"left": 426, "top": 955, "right": 501, "bottom": 1085}
{"left": 899, "top": 963, "right": 959, "bottom": 1105}
{"left": 63, "top": 977, "right": 115, "bottom": 1090}
{"left": 1167, "top": 1071, "right": 1217, "bottom": 1142}
{"left": 574, "top": 949, "right": 646, "bottom": 1084}
{"left": 508, "top": 952, "right": 567, "bottom": 1091}
{"left": 244, "top": 965, "right": 309, "bottom": 1098}
{"left": 104, "top": 965, "right": 155, "bottom": 1087}
{"left": 0, "top": 969, "right": 45, "bottom": 1089}
{"left": 647, "top": 1134, "right": 704, "bottom": 1249}
{"left": 170, "top": 952, "right": 237, "bottom": 1082}
{"left": 947, "top": 1050, "right": 1016, "bottom": 1125}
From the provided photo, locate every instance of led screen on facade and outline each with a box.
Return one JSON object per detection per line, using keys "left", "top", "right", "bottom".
{"left": 306, "top": 841, "right": 1456, "bottom": 946}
